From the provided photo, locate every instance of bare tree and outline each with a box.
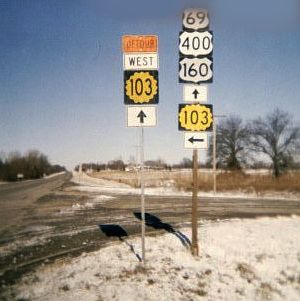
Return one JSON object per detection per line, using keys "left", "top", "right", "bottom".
{"left": 180, "top": 157, "right": 193, "bottom": 169}
{"left": 0, "top": 150, "right": 64, "bottom": 181}
{"left": 208, "top": 115, "right": 251, "bottom": 170}
{"left": 250, "top": 108, "right": 300, "bottom": 177}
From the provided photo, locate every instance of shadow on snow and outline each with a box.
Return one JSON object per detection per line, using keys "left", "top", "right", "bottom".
{"left": 99, "top": 224, "right": 142, "bottom": 262}
{"left": 133, "top": 212, "right": 191, "bottom": 248}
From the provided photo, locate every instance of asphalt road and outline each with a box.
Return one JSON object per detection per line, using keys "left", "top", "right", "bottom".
{"left": 0, "top": 172, "right": 72, "bottom": 236}
{"left": 0, "top": 173, "right": 300, "bottom": 293}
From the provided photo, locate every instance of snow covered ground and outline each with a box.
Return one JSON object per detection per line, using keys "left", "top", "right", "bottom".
{"left": 43, "top": 171, "right": 66, "bottom": 179}
{"left": 15, "top": 216, "right": 300, "bottom": 301}
{"left": 71, "top": 172, "right": 300, "bottom": 201}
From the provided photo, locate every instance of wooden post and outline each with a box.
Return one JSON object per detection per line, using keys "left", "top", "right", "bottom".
{"left": 191, "top": 149, "right": 199, "bottom": 256}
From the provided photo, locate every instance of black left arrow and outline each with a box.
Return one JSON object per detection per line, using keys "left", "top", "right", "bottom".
{"left": 192, "top": 89, "right": 199, "bottom": 99}
{"left": 137, "top": 110, "right": 147, "bottom": 123}
{"left": 188, "top": 136, "right": 204, "bottom": 144}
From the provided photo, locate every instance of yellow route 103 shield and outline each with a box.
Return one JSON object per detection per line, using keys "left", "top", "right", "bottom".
{"left": 178, "top": 103, "right": 213, "bottom": 131}
{"left": 124, "top": 70, "right": 159, "bottom": 104}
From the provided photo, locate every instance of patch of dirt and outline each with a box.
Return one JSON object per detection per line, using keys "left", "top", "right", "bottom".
{"left": 256, "top": 282, "right": 281, "bottom": 300}
{"left": 236, "top": 262, "right": 258, "bottom": 283}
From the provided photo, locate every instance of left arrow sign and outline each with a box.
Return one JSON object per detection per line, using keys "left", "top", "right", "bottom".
{"left": 188, "top": 136, "right": 204, "bottom": 144}
{"left": 184, "top": 133, "right": 208, "bottom": 149}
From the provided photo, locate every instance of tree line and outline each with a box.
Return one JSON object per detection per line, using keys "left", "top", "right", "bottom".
{"left": 76, "top": 108, "right": 299, "bottom": 178}
{"left": 75, "top": 160, "right": 126, "bottom": 172}
{"left": 208, "top": 108, "right": 299, "bottom": 177}
{"left": 0, "top": 150, "right": 66, "bottom": 181}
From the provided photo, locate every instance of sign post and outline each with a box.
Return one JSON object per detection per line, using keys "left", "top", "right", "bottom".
{"left": 192, "top": 149, "right": 198, "bottom": 255}
{"left": 122, "top": 35, "right": 159, "bottom": 264}
{"left": 178, "top": 8, "right": 214, "bottom": 256}
{"left": 140, "top": 127, "right": 145, "bottom": 262}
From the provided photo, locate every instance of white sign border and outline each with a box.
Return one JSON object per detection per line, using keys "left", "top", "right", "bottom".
{"left": 123, "top": 53, "right": 159, "bottom": 70}
{"left": 184, "top": 132, "right": 208, "bottom": 149}
{"left": 126, "top": 105, "right": 157, "bottom": 127}
{"left": 183, "top": 84, "right": 208, "bottom": 102}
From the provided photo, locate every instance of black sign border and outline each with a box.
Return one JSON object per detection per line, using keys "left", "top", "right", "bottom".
{"left": 124, "top": 70, "right": 159, "bottom": 105}
{"left": 179, "top": 30, "right": 213, "bottom": 59}
{"left": 178, "top": 57, "right": 213, "bottom": 84}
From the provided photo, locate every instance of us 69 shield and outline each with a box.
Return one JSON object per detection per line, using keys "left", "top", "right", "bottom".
{"left": 178, "top": 103, "right": 213, "bottom": 131}
{"left": 182, "top": 9, "right": 209, "bottom": 31}
{"left": 179, "top": 57, "right": 213, "bottom": 84}
{"left": 124, "top": 70, "right": 159, "bottom": 105}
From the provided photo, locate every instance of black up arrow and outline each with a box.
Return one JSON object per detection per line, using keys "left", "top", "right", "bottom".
{"left": 192, "top": 89, "right": 199, "bottom": 100}
{"left": 188, "top": 136, "right": 204, "bottom": 144}
{"left": 137, "top": 110, "right": 147, "bottom": 123}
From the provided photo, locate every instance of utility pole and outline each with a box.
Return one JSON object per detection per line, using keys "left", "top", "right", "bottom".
{"left": 213, "top": 120, "right": 217, "bottom": 194}
{"left": 213, "top": 115, "right": 226, "bottom": 194}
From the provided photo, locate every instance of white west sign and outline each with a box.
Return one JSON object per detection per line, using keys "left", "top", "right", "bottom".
{"left": 179, "top": 31, "right": 213, "bottom": 57}
{"left": 127, "top": 106, "right": 157, "bottom": 127}
{"left": 123, "top": 53, "right": 159, "bottom": 70}
{"left": 183, "top": 85, "right": 208, "bottom": 102}
{"left": 179, "top": 57, "right": 213, "bottom": 84}
{"left": 184, "top": 132, "right": 208, "bottom": 149}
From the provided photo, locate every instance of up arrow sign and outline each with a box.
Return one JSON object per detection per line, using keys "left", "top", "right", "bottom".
{"left": 192, "top": 89, "right": 199, "bottom": 100}
{"left": 183, "top": 85, "right": 208, "bottom": 102}
{"left": 127, "top": 106, "right": 156, "bottom": 127}
{"left": 137, "top": 110, "right": 147, "bottom": 123}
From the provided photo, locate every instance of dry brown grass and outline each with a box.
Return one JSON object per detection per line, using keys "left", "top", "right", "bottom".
{"left": 174, "top": 170, "right": 300, "bottom": 193}
{"left": 90, "top": 170, "right": 300, "bottom": 193}
{"left": 91, "top": 170, "right": 177, "bottom": 188}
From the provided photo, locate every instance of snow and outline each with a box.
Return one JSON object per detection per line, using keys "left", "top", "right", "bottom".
{"left": 15, "top": 216, "right": 300, "bottom": 301}
{"left": 56, "top": 194, "right": 116, "bottom": 215}
{"left": 71, "top": 172, "right": 300, "bottom": 201}
{"left": 43, "top": 171, "right": 66, "bottom": 179}
{"left": 0, "top": 226, "right": 53, "bottom": 257}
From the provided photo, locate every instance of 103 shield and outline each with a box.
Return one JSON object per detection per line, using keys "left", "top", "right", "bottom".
{"left": 124, "top": 70, "right": 159, "bottom": 105}
{"left": 178, "top": 103, "right": 213, "bottom": 131}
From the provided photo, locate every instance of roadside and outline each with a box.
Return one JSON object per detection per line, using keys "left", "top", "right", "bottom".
{"left": 12, "top": 216, "right": 300, "bottom": 301}
{"left": 1, "top": 171, "right": 300, "bottom": 300}
{"left": 74, "top": 171, "right": 300, "bottom": 201}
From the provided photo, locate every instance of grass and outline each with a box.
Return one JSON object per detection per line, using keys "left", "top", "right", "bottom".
{"left": 174, "top": 170, "right": 300, "bottom": 193}
{"left": 90, "top": 170, "right": 300, "bottom": 193}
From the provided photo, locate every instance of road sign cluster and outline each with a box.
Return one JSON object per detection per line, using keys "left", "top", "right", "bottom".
{"left": 178, "top": 9, "right": 214, "bottom": 149}
{"left": 122, "top": 35, "right": 159, "bottom": 127}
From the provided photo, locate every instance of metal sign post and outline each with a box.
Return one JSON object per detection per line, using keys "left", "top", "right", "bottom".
{"left": 140, "top": 127, "right": 146, "bottom": 263}
{"left": 212, "top": 115, "right": 226, "bottom": 194}
{"left": 122, "top": 35, "right": 159, "bottom": 265}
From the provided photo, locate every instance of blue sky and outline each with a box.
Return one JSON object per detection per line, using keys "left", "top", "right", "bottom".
{"left": 0, "top": 0, "right": 299, "bottom": 169}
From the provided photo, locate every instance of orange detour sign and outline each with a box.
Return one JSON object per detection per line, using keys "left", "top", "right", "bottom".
{"left": 122, "top": 35, "right": 158, "bottom": 53}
